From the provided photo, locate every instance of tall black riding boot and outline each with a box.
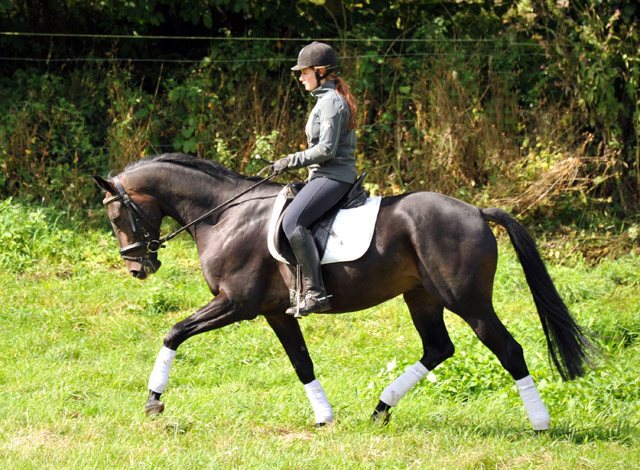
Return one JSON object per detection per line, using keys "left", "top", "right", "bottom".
{"left": 285, "top": 226, "right": 332, "bottom": 316}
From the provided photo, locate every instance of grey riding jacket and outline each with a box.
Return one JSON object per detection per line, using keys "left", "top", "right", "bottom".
{"left": 287, "top": 81, "right": 357, "bottom": 184}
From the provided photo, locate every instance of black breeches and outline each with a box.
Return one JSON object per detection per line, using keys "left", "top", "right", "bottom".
{"left": 282, "top": 177, "right": 351, "bottom": 240}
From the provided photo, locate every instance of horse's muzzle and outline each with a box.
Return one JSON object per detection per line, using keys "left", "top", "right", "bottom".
{"left": 129, "top": 258, "right": 162, "bottom": 279}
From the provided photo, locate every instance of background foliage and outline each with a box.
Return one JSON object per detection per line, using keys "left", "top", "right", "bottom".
{"left": 1, "top": 0, "right": 639, "bottom": 249}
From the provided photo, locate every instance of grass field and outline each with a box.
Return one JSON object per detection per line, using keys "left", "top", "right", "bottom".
{"left": 1, "top": 200, "right": 639, "bottom": 469}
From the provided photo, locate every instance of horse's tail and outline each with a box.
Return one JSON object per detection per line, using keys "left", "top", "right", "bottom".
{"left": 481, "top": 207, "right": 593, "bottom": 381}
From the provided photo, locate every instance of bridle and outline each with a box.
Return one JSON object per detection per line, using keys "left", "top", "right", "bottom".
{"left": 103, "top": 171, "right": 279, "bottom": 265}
{"left": 103, "top": 176, "right": 163, "bottom": 263}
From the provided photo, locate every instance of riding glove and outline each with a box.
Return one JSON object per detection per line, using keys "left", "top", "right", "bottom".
{"left": 272, "top": 156, "right": 291, "bottom": 175}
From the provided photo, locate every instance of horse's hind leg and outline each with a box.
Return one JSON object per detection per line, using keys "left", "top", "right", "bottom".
{"left": 460, "top": 304, "right": 550, "bottom": 430}
{"left": 373, "top": 288, "right": 454, "bottom": 424}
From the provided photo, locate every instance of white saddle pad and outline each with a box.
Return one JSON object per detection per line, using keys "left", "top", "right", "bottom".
{"left": 267, "top": 185, "right": 382, "bottom": 265}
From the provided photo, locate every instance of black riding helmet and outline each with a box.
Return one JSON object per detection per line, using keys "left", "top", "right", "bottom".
{"left": 291, "top": 42, "right": 338, "bottom": 84}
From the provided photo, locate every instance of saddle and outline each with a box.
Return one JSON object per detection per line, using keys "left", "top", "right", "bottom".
{"left": 272, "top": 173, "right": 369, "bottom": 265}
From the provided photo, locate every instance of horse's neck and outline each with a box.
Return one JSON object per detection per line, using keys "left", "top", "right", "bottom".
{"left": 130, "top": 164, "right": 256, "bottom": 227}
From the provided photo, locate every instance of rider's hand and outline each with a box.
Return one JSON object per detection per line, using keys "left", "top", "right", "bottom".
{"left": 272, "top": 157, "right": 290, "bottom": 175}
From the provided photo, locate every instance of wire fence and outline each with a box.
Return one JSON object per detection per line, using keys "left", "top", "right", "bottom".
{"left": 0, "top": 30, "right": 548, "bottom": 64}
{"left": 0, "top": 31, "right": 544, "bottom": 158}
{"left": 1, "top": 31, "right": 543, "bottom": 44}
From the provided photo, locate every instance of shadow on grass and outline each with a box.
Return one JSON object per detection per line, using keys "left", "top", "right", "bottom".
{"left": 375, "top": 412, "right": 640, "bottom": 446}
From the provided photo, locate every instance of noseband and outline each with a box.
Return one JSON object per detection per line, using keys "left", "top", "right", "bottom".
{"left": 103, "top": 176, "right": 162, "bottom": 263}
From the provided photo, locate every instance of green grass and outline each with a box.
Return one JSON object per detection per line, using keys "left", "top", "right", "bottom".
{"left": 1, "top": 200, "right": 639, "bottom": 469}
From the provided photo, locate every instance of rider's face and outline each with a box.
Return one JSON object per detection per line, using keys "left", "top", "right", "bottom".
{"left": 299, "top": 67, "right": 318, "bottom": 91}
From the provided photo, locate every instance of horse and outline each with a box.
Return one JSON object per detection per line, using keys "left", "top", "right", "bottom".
{"left": 93, "top": 153, "right": 591, "bottom": 430}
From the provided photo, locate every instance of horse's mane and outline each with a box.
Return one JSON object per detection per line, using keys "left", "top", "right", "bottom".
{"left": 123, "top": 153, "right": 260, "bottom": 182}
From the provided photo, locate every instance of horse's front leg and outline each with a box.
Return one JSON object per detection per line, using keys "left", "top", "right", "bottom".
{"left": 265, "top": 313, "right": 333, "bottom": 426}
{"left": 145, "top": 293, "right": 254, "bottom": 416}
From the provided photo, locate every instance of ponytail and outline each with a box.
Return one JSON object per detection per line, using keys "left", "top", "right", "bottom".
{"left": 315, "top": 68, "right": 358, "bottom": 130}
{"left": 333, "top": 76, "right": 358, "bottom": 130}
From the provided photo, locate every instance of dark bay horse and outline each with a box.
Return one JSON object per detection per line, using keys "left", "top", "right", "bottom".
{"left": 93, "top": 153, "right": 591, "bottom": 430}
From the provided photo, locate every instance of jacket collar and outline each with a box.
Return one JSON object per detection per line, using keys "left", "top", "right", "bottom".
{"left": 311, "top": 80, "right": 335, "bottom": 100}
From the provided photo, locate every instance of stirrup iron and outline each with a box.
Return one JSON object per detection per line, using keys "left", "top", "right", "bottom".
{"left": 287, "top": 292, "right": 332, "bottom": 318}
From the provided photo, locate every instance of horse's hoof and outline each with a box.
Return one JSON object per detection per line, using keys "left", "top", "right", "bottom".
{"left": 371, "top": 408, "right": 391, "bottom": 426}
{"left": 145, "top": 399, "right": 165, "bottom": 417}
{"left": 371, "top": 400, "right": 392, "bottom": 426}
{"left": 314, "top": 420, "right": 336, "bottom": 428}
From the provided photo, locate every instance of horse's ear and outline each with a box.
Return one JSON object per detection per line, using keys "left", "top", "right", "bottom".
{"left": 92, "top": 175, "right": 116, "bottom": 194}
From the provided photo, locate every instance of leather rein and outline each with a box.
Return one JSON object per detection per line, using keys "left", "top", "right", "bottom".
{"left": 103, "top": 172, "right": 278, "bottom": 263}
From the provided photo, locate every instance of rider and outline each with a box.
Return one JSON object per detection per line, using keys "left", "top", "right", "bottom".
{"left": 272, "top": 41, "right": 358, "bottom": 316}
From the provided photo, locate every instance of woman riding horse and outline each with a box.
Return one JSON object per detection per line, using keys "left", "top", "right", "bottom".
{"left": 94, "top": 153, "right": 592, "bottom": 430}
{"left": 272, "top": 41, "right": 359, "bottom": 316}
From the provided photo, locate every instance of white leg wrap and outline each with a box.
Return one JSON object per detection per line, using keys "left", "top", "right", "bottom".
{"left": 304, "top": 379, "right": 333, "bottom": 424}
{"left": 380, "top": 361, "right": 429, "bottom": 407}
{"left": 516, "top": 375, "right": 550, "bottom": 430}
{"left": 148, "top": 347, "right": 176, "bottom": 394}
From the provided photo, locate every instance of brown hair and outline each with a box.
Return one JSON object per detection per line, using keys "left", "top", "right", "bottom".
{"left": 334, "top": 76, "right": 358, "bottom": 130}
{"left": 318, "top": 68, "right": 358, "bottom": 130}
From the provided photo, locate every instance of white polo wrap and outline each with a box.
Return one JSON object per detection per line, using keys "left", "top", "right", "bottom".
{"left": 148, "top": 346, "right": 176, "bottom": 394}
{"left": 380, "top": 361, "right": 429, "bottom": 407}
{"left": 304, "top": 379, "right": 334, "bottom": 424}
{"left": 516, "top": 375, "right": 550, "bottom": 430}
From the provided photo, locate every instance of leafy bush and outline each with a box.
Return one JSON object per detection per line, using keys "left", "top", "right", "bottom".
{"left": 0, "top": 0, "right": 638, "bottom": 231}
